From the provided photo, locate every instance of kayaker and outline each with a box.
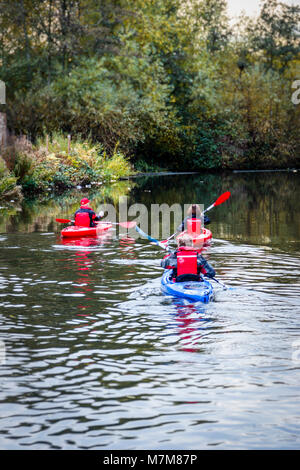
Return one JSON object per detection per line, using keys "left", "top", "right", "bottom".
{"left": 160, "top": 233, "right": 215, "bottom": 282}
{"left": 74, "top": 198, "right": 104, "bottom": 227}
{"left": 177, "top": 203, "right": 210, "bottom": 233}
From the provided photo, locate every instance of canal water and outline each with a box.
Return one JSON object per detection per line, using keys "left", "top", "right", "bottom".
{"left": 0, "top": 171, "right": 299, "bottom": 449}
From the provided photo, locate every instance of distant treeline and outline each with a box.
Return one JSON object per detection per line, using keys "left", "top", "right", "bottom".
{"left": 0, "top": 0, "right": 299, "bottom": 170}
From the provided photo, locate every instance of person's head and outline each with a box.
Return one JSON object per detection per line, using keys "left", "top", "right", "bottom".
{"left": 187, "top": 204, "right": 201, "bottom": 218}
{"left": 178, "top": 233, "right": 193, "bottom": 248}
{"left": 80, "top": 197, "right": 90, "bottom": 208}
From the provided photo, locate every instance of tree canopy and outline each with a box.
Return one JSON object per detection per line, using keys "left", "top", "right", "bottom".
{"left": 0, "top": 0, "right": 299, "bottom": 170}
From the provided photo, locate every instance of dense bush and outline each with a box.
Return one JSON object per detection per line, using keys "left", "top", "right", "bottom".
{"left": 0, "top": 155, "right": 22, "bottom": 200}
{"left": 0, "top": 134, "right": 133, "bottom": 198}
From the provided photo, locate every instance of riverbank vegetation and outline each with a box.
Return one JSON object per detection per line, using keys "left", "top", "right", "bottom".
{"left": 0, "top": 0, "right": 299, "bottom": 200}
{"left": 0, "top": 133, "right": 133, "bottom": 199}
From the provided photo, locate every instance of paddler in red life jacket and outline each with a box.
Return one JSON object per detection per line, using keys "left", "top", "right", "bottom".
{"left": 74, "top": 198, "right": 103, "bottom": 227}
{"left": 160, "top": 233, "right": 215, "bottom": 282}
{"left": 177, "top": 203, "right": 210, "bottom": 233}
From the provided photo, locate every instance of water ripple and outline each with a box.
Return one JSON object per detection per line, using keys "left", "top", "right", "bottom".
{"left": 0, "top": 232, "right": 299, "bottom": 449}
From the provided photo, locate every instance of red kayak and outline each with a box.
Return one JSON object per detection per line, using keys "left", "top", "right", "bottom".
{"left": 61, "top": 222, "right": 113, "bottom": 238}
{"left": 176, "top": 227, "right": 212, "bottom": 247}
{"left": 176, "top": 218, "right": 212, "bottom": 249}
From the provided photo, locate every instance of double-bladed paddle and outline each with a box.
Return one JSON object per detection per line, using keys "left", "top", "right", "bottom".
{"left": 210, "top": 277, "right": 230, "bottom": 290}
{"left": 135, "top": 225, "right": 172, "bottom": 252}
{"left": 202, "top": 191, "right": 231, "bottom": 215}
{"left": 56, "top": 218, "right": 74, "bottom": 223}
{"left": 55, "top": 218, "right": 136, "bottom": 229}
{"left": 161, "top": 190, "right": 231, "bottom": 244}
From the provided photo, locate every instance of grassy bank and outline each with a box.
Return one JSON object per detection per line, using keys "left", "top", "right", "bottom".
{"left": 0, "top": 133, "right": 134, "bottom": 201}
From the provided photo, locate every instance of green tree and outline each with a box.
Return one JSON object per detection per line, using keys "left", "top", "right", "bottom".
{"left": 248, "top": 0, "right": 300, "bottom": 73}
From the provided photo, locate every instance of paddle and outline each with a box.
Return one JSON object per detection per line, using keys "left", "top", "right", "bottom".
{"left": 135, "top": 225, "right": 172, "bottom": 252}
{"left": 202, "top": 191, "right": 231, "bottom": 215}
{"left": 113, "top": 221, "right": 136, "bottom": 229}
{"left": 55, "top": 218, "right": 136, "bottom": 228}
{"left": 161, "top": 191, "right": 231, "bottom": 245}
{"left": 210, "top": 277, "right": 229, "bottom": 290}
{"left": 56, "top": 218, "right": 74, "bottom": 223}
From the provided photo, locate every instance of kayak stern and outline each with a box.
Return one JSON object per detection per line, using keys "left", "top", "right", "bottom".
{"left": 161, "top": 270, "right": 214, "bottom": 303}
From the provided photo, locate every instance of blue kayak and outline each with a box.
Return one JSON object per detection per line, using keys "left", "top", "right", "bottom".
{"left": 161, "top": 270, "right": 214, "bottom": 303}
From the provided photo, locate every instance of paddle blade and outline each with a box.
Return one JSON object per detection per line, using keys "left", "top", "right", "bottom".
{"left": 56, "top": 218, "right": 72, "bottom": 223}
{"left": 214, "top": 191, "right": 231, "bottom": 206}
{"left": 118, "top": 221, "right": 137, "bottom": 229}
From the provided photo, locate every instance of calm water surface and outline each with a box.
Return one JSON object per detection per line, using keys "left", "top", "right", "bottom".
{"left": 0, "top": 172, "right": 299, "bottom": 449}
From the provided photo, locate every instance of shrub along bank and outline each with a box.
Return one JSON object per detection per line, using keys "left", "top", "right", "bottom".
{"left": 0, "top": 134, "right": 133, "bottom": 200}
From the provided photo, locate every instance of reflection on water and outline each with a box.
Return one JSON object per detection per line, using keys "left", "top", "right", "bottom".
{"left": 167, "top": 299, "right": 214, "bottom": 354}
{"left": 1, "top": 171, "right": 299, "bottom": 251}
{"left": 132, "top": 171, "right": 300, "bottom": 250}
{"left": 0, "top": 172, "right": 299, "bottom": 450}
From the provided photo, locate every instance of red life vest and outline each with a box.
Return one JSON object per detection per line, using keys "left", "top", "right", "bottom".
{"left": 74, "top": 210, "right": 91, "bottom": 227}
{"left": 187, "top": 218, "right": 201, "bottom": 235}
{"left": 176, "top": 248, "right": 198, "bottom": 276}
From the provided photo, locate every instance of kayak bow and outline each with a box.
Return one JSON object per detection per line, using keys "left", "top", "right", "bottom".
{"left": 61, "top": 222, "right": 113, "bottom": 238}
